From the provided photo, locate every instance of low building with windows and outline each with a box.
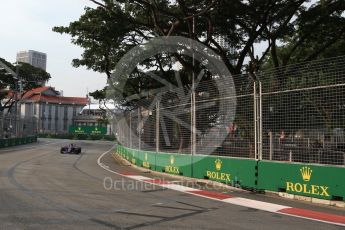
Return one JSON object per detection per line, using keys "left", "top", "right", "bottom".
{"left": 20, "top": 86, "right": 88, "bottom": 134}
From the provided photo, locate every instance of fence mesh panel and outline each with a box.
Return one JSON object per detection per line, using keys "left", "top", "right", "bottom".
{"left": 1, "top": 113, "right": 37, "bottom": 138}
{"left": 195, "top": 76, "right": 254, "bottom": 158}
{"left": 115, "top": 56, "right": 345, "bottom": 166}
{"left": 259, "top": 56, "right": 345, "bottom": 165}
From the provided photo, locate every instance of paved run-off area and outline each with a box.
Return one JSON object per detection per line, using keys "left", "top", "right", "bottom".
{"left": 0, "top": 139, "right": 343, "bottom": 229}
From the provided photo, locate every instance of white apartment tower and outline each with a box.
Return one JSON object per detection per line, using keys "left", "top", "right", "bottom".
{"left": 16, "top": 50, "right": 47, "bottom": 71}
{"left": 215, "top": 36, "right": 236, "bottom": 66}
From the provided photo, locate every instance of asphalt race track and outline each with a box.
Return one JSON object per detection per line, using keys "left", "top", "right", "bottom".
{"left": 0, "top": 139, "right": 343, "bottom": 229}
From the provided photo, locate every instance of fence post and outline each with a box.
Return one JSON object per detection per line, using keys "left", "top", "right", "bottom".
{"left": 156, "top": 100, "right": 160, "bottom": 153}
{"left": 191, "top": 16, "right": 196, "bottom": 156}
{"left": 259, "top": 81, "right": 263, "bottom": 160}
{"left": 138, "top": 107, "right": 141, "bottom": 151}
{"left": 254, "top": 81, "right": 257, "bottom": 160}
{"left": 269, "top": 131, "right": 273, "bottom": 160}
{"left": 129, "top": 111, "right": 132, "bottom": 148}
{"left": 190, "top": 91, "right": 196, "bottom": 155}
{"left": 254, "top": 81, "right": 263, "bottom": 160}
{"left": 192, "top": 90, "right": 196, "bottom": 155}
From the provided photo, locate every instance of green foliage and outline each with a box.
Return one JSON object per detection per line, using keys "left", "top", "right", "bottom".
{"left": 0, "top": 57, "right": 51, "bottom": 112}
{"left": 89, "top": 88, "right": 106, "bottom": 101}
{"left": 260, "top": 56, "right": 345, "bottom": 132}
{"left": 54, "top": 1, "right": 345, "bottom": 89}
{"left": 53, "top": 0, "right": 345, "bottom": 145}
{"left": 0, "top": 58, "right": 50, "bottom": 91}
{"left": 262, "top": 1, "right": 345, "bottom": 70}
{"left": 18, "top": 62, "right": 51, "bottom": 90}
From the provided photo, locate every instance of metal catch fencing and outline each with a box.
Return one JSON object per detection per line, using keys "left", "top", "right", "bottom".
{"left": 259, "top": 56, "right": 345, "bottom": 166}
{"left": 114, "top": 56, "right": 345, "bottom": 166}
{"left": 0, "top": 113, "right": 37, "bottom": 138}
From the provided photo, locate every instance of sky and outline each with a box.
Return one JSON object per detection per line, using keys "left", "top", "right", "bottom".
{"left": 0, "top": 0, "right": 106, "bottom": 97}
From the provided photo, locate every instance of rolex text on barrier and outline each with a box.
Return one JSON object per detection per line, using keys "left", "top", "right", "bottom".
{"left": 258, "top": 162, "right": 344, "bottom": 200}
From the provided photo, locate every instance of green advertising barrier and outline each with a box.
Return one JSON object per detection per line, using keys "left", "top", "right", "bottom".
{"left": 117, "top": 145, "right": 123, "bottom": 155}
{"left": 126, "top": 147, "right": 133, "bottom": 162}
{"left": 117, "top": 145, "right": 129, "bottom": 161}
{"left": 117, "top": 146, "right": 141, "bottom": 166}
{"left": 129, "top": 148, "right": 137, "bottom": 165}
{"left": 10, "top": 138, "right": 15, "bottom": 146}
{"left": 133, "top": 149, "right": 144, "bottom": 167}
{"left": 69, "top": 125, "right": 107, "bottom": 135}
{"left": 0, "top": 136, "right": 37, "bottom": 149}
{"left": 117, "top": 145, "right": 123, "bottom": 157}
{"left": 116, "top": 145, "right": 344, "bottom": 201}
{"left": 192, "top": 155, "right": 257, "bottom": 189}
{"left": 15, "top": 138, "right": 21, "bottom": 145}
{"left": 155, "top": 153, "right": 192, "bottom": 177}
{"left": 258, "top": 161, "right": 345, "bottom": 200}
{"left": 3, "top": 139, "right": 9, "bottom": 147}
{"left": 138, "top": 151, "right": 156, "bottom": 170}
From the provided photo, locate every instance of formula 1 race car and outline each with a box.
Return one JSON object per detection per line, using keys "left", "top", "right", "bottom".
{"left": 60, "top": 144, "right": 81, "bottom": 154}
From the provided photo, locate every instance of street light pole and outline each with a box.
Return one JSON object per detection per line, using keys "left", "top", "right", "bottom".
{"left": 0, "top": 60, "right": 19, "bottom": 137}
{"left": 13, "top": 64, "right": 20, "bottom": 137}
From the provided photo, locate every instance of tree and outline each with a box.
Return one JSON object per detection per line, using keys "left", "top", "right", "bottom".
{"left": 54, "top": 0, "right": 345, "bottom": 88}
{"left": 54, "top": 0, "right": 345, "bottom": 150}
{"left": 0, "top": 57, "right": 51, "bottom": 112}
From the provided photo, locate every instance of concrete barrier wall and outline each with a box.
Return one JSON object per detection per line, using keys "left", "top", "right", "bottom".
{"left": 116, "top": 145, "right": 345, "bottom": 201}
{"left": 117, "top": 146, "right": 257, "bottom": 189}
{"left": 192, "top": 155, "right": 257, "bottom": 188}
{"left": 257, "top": 161, "right": 345, "bottom": 200}
{"left": 155, "top": 153, "right": 192, "bottom": 177}
{"left": 0, "top": 136, "right": 37, "bottom": 148}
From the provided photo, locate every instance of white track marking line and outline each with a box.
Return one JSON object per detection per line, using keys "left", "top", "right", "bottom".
{"left": 223, "top": 197, "right": 289, "bottom": 212}
{"left": 160, "top": 184, "right": 199, "bottom": 192}
{"left": 127, "top": 175, "right": 151, "bottom": 180}
{"left": 97, "top": 145, "right": 123, "bottom": 176}
{"left": 275, "top": 212, "right": 345, "bottom": 227}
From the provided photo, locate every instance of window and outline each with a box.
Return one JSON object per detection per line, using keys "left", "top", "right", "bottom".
{"left": 55, "top": 105, "right": 59, "bottom": 119}
{"left": 63, "top": 106, "right": 68, "bottom": 119}
{"left": 73, "top": 106, "right": 77, "bottom": 117}
{"left": 41, "top": 118, "right": 45, "bottom": 130}
{"left": 41, "top": 103, "right": 46, "bottom": 118}
{"left": 63, "top": 120, "right": 68, "bottom": 131}
{"left": 55, "top": 106, "right": 59, "bottom": 131}
{"left": 48, "top": 105, "right": 52, "bottom": 118}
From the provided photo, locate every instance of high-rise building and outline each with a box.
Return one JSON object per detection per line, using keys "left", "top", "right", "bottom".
{"left": 214, "top": 36, "right": 236, "bottom": 66}
{"left": 16, "top": 50, "right": 47, "bottom": 70}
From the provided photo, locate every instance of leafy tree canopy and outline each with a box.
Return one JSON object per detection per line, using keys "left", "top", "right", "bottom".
{"left": 53, "top": 0, "right": 345, "bottom": 99}
{"left": 0, "top": 57, "right": 51, "bottom": 110}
